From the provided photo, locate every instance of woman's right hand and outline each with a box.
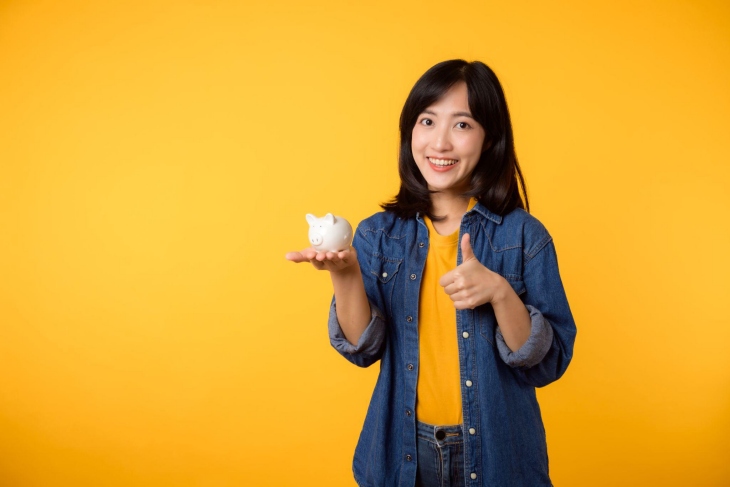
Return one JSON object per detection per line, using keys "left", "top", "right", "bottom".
{"left": 285, "top": 247, "right": 359, "bottom": 274}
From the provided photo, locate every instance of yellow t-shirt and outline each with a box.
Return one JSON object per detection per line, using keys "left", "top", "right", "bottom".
{"left": 416, "top": 199, "right": 476, "bottom": 425}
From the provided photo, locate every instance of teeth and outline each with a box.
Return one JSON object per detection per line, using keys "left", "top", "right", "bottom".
{"left": 428, "top": 157, "right": 458, "bottom": 166}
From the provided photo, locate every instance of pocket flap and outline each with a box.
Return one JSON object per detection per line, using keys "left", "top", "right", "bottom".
{"left": 370, "top": 253, "right": 402, "bottom": 284}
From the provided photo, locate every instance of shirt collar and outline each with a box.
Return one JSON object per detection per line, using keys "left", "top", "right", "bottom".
{"left": 469, "top": 200, "right": 503, "bottom": 224}
{"left": 415, "top": 199, "right": 503, "bottom": 225}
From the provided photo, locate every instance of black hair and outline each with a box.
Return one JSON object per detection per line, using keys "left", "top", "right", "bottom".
{"left": 381, "top": 59, "right": 529, "bottom": 220}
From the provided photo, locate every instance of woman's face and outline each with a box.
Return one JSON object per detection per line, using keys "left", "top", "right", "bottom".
{"left": 411, "top": 81, "right": 486, "bottom": 196}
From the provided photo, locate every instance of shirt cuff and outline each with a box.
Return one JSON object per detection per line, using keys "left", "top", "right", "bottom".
{"left": 496, "top": 304, "right": 554, "bottom": 368}
{"left": 328, "top": 298, "right": 386, "bottom": 357}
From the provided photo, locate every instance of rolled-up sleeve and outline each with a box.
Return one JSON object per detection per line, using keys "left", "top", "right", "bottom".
{"left": 496, "top": 304, "right": 554, "bottom": 368}
{"left": 328, "top": 297, "right": 386, "bottom": 367}
{"left": 503, "top": 237, "right": 577, "bottom": 388}
{"left": 326, "top": 221, "right": 389, "bottom": 368}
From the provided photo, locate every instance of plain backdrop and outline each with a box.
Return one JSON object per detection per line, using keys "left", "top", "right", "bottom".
{"left": 1, "top": 0, "right": 729, "bottom": 485}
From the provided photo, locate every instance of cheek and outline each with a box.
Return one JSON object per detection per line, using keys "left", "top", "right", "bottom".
{"left": 411, "top": 129, "right": 428, "bottom": 152}
{"left": 457, "top": 136, "right": 484, "bottom": 157}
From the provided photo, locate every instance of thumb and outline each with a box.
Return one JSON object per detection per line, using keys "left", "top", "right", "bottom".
{"left": 461, "top": 233, "right": 476, "bottom": 262}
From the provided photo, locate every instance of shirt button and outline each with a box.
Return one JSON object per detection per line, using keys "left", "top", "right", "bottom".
{"left": 462, "top": 331, "right": 470, "bottom": 338}
{"left": 407, "top": 363, "right": 414, "bottom": 371}
{"left": 406, "top": 409, "right": 412, "bottom": 417}
{"left": 465, "top": 380, "right": 473, "bottom": 387}
{"left": 410, "top": 273, "right": 417, "bottom": 280}
{"left": 382, "top": 272, "right": 388, "bottom": 278}
{"left": 406, "top": 454, "right": 413, "bottom": 461}
{"left": 470, "top": 473, "right": 477, "bottom": 480}
{"left": 469, "top": 427, "right": 476, "bottom": 435}
{"left": 419, "top": 242, "right": 425, "bottom": 248}
{"left": 406, "top": 316, "right": 413, "bottom": 322}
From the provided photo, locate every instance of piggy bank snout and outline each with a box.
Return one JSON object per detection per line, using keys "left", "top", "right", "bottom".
{"left": 309, "top": 234, "right": 323, "bottom": 246}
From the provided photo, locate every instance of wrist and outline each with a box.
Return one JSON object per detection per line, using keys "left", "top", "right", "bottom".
{"left": 330, "top": 263, "right": 361, "bottom": 283}
{"left": 491, "top": 275, "right": 513, "bottom": 306}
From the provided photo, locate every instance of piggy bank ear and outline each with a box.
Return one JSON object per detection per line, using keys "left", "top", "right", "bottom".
{"left": 306, "top": 214, "right": 317, "bottom": 225}
{"left": 324, "top": 213, "right": 335, "bottom": 225}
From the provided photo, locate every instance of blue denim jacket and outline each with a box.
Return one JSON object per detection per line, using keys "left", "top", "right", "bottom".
{"left": 328, "top": 202, "right": 577, "bottom": 487}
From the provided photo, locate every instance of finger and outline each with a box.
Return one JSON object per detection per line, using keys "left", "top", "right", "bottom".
{"left": 286, "top": 250, "right": 318, "bottom": 262}
{"left": 448, "top": 289, "right": 470, "bottom": 303}
{"left": 461, "top": 233, "right": 476, "bottom": 262}
{"left": 439, "top": 270, "right": 456, "bottom": 288}
{"left": 285, "top": 252, "right": 308, "bottom": 262}
{"left": 314, "top": 251, "right": 329, "bottom": 262}
{"left": 443, "top": 282, "right": 462, "bottom": 296}
{"left": 452, "top": 300, "right": 470, "bottom": 310}
{"left": 338, "top": 248, "right": 356, "bottom": 265}
{"left": 300, "top": 248, "right": 317, "bottom": 260}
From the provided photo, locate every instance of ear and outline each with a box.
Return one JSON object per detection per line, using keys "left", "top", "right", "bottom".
{"left": 482, "top": 139, "right": 493, "bottom": 153}
{"left": 306, "top": 214, "right": 317, "bottom": 225}
{"left": 324, "top": 213, "right": 335, "bottom": 225}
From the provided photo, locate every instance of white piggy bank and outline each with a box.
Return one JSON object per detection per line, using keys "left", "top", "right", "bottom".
{"left": 306, "top": 213, "right": 353, "bottom": 252}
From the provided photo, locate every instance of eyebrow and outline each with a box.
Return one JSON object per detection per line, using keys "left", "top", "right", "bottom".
{"left": 422, "top": 109, "right": 475, "bottom": 119}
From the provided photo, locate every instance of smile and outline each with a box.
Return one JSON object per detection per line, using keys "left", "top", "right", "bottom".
{"left": 428, "top": 157, "right": 458, "bottom": 167}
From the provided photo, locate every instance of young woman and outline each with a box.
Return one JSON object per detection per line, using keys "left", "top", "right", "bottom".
{"left": 287, "top": 60, "right": 577, "bottom": 487}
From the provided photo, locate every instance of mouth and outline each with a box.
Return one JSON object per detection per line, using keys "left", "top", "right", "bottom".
{"left": 427, "top": 157, "right": 459, "bottom": 171}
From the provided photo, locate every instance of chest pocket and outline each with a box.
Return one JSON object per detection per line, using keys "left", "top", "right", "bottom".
{"left": 370, "top": 252, "right": 402, "bottom": 284}
{"left": 479, "top": 276, "right": 526, "bottom": 344}
{"left": 369, "top": 252, "right": 402, "bottom": 317}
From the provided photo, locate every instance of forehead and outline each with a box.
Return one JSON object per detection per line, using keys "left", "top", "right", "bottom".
{"left": 423, "top": 81, "right": 471, "bottom": 115}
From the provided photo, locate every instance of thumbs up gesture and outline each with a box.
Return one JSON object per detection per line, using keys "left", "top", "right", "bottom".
{"left": 439, "top": 233, "right": 509, "bottom": 310}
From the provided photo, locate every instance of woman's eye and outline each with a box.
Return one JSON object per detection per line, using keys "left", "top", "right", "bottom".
{"left": 456, "top": 122, "right": 470, "bottom": 129}
{"left": 420, "top": 118, "right": 433, "bottom": 126}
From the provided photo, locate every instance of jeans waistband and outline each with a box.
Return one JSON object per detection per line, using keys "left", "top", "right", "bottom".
{"left": 416, "top": 420, "right": 463, "bottom": 446}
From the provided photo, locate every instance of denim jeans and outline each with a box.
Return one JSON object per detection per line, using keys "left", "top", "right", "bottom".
{"left": 416, "top": 420, "right": 465, "bottom": 487}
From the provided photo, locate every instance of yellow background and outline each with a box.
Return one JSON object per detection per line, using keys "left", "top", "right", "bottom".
{"left": 1, "top": 0, "right": 729, "bottom": 485}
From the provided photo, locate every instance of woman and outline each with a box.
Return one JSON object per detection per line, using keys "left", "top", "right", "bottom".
{"left": 287, "top": 59, "right": 577, "bottom": 487}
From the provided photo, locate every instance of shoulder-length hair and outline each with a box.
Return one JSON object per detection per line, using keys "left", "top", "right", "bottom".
{"left": 381, "top": 59, "right": 529, "bottom": 220}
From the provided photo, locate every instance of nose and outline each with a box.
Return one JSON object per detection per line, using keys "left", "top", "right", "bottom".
{"left": 432, "top": 125, "right": 453, "bottom": 151}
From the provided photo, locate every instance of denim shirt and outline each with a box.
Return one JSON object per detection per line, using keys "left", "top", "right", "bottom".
{"left": 328, "top": 202, "right": 577, "bottom": 487}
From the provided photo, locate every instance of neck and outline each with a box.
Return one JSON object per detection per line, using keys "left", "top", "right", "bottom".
{"left": 430, "top": 192, "right": 471, "bottom": 220}
{"left": 428, "top": 192, "right": 472, "bottom": 236}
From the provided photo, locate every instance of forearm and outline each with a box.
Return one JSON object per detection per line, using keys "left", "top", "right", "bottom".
{"left": 331, "top": 267, "right": 371, "bottom": 346}
{"left": 492, "top": 280, "right": 531, "bottom": 352}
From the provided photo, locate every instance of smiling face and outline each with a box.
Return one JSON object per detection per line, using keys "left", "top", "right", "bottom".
{"left": 410, "top": 81, "right": 487, "bottom": 197}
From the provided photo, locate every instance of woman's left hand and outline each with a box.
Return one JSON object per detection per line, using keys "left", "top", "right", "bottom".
{"left": 439, "top": 233, "right": 509, "bottom": 310}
